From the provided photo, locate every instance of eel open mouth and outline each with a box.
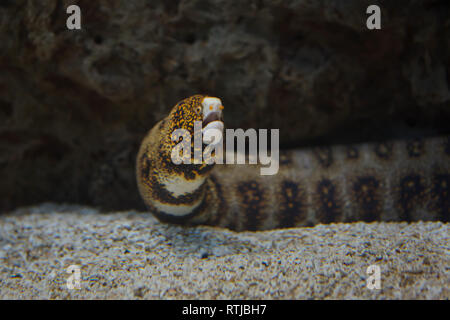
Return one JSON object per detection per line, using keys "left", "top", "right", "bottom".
{"left": 202, "top": 111, "right": 224, "bottom": 145}
{"left": 202, "top": 111, "right": 223, "bottom": 128}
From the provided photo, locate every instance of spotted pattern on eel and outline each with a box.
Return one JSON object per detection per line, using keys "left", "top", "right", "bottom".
{"left": 136, "top": 95, "right": 450, "bottom": 231}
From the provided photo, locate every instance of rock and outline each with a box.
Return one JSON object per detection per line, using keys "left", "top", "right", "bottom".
{"left": 0, "top": 204, "right": 448, "bottom": 299}
{"left": 0, "top": 1, "right": 449, "bottom": 210}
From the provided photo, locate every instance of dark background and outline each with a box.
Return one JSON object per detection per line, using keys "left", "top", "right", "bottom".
{"left": 0, "top": 0, "right": 449, "bottom": 211}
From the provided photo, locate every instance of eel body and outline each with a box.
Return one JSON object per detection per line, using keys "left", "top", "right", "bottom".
{"left": 136, "top": 95, "right": 449, "bottom": 231}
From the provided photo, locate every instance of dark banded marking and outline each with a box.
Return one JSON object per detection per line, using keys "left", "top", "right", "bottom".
{"left": 315, "top": 179, "right": 342, "bottom": 223}
{"left": 160, "top": 157, "right": 214, "bottom": 180}
{"left": 431, "top": 174, "right": 449, "bottom": 222}
{"left": 150, "top": 193, "right": 208, "bottom": 225}
{"left": 352, "top": 176, "right": 381, "bottom": 222}
{"left": 397, "top": 174, "right": 426, "bottom": 221}
{"left": 139, "top": 153, "right": 153, "bottom": 179}
{"left": 279, "top": 152, "right": 293, "bottom": 166}
{"left": 406, "top": 139, "right": 425, "bottom": 158}
{"left": 313, "top": 146, "right": 333, "bottom": 168}
{"left": 237, "top": 181, "right": 267, "bottom": 231}
{"left": 224, "top": 210, "right": 238, "bottom": 231}
{"left": 207, "top": 174, "right": 229, "bottom": 227}
{"left": 278, "top": 180, "right": 307, "bottom": 228}
{"left": 374, "top": 142, "right": 393, "bottom": 160}
{"left": 346, "top": 146, "right": 359, "bottom": 160}
{"left": 145, "top": 175, "right": 206, "bottom": 206}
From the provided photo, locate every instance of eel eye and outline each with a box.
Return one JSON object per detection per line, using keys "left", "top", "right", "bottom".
{"left": 196, "top": 106, "right": 202, "bottom": 114}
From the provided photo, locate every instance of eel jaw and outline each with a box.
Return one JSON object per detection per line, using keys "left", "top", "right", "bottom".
{"left": 201, "top": 97, "right": 224, "bottom": 145}
{"left": 202, "top": 111, "right": 223, "bottom": 127}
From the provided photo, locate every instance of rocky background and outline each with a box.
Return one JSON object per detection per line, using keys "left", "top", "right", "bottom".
{"left": 0, "top": 0, "right": 449, "bottom": 211}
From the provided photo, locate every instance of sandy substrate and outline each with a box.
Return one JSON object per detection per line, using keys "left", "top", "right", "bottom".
{"left": 0, "top": 203, "right": 448, "bottom": 299}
